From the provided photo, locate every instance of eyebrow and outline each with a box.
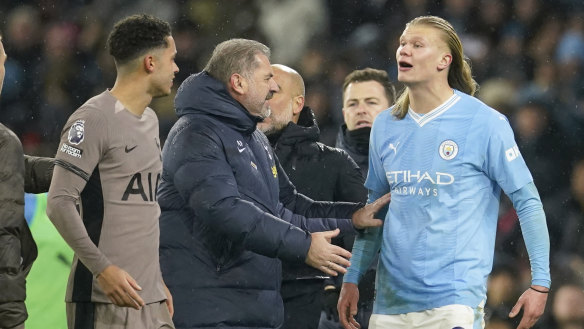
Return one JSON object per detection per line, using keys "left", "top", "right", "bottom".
{"left": 347, "top": 96, "right": 381, "bottom": 102}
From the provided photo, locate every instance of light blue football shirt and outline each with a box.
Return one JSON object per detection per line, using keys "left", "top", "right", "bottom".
{"left": 347, "top": 90, "right": 540, "bottom": 314}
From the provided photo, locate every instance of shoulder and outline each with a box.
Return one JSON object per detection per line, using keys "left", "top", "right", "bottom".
{"left": 0, "top": 123, "right": 22, "bottom": 152}
{"left": 143, "top": 107, "right": 159, "bottom": 122}
{"left": 317, "top": 142, "right": 360, "bottom": 169}
{"left": 166, "top": 114, "right": 224, "bottom": 153}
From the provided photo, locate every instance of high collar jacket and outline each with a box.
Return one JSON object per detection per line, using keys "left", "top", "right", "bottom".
{"left": 158, "top": 72, "right": 358, "bottom": 329}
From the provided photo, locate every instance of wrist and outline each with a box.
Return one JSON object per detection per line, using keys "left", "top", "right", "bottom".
{"left": 530, "top": 285, "right": 549, "bottom": 294}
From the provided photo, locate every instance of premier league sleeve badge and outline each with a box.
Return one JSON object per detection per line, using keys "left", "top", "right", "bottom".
{"left": 68, "top": 120, "right": 85, "bottom": 145}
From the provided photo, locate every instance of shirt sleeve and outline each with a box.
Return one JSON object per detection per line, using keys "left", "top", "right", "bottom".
{"left": 344, "top": 190, "right": 385, "bottom": 284}
{"left": 483, "top": 114, "right": 533, "bottom": 194}
{"left": 508, "top": 182, "right": 551, "bottom": 288}
{"left": 46, "top": 107, "right": 111, "bottom": 276}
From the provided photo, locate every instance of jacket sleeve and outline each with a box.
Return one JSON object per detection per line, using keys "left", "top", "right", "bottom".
{"left": 24, "top": 155, "right": 55, "bottom": 194}
{"left": 334, "top": 150, "right": 368, "bottom": 204}
{"left": 0, "top": 128, "right": 36, "bottom": 328}
{"left": 276, "top": 155, "right": 363, "bottom": 219}
{"left": 276, "top": 203, "right": 356, "bottom": 235}
{"left": 169, "top": 125, "right": 311, "bottom": 264}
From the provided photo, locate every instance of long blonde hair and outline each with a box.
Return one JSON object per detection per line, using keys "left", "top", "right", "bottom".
{"left": 392, "top": 16, "right": 478, "bottom": 119}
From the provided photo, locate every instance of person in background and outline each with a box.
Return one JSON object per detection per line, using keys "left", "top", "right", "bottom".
{"left": 336, "top": 68, "right": 396, "bottom": 176}
{"left": 158, "top": 38, "right": 389, "bottom": 329}
{"left": 46, "top": 14, "right": 178, "bottom": 329}
{"left": 0, "top": 35, "right": 54, "bottom": 329}
{"left": 325, "top": 68, "right": 396, "bottom": 329}
{"left": 258, "top": 64, "right": 367, "bottom": 329}
{"left": 339, "top": 15, "right": 550, "bottom": 329}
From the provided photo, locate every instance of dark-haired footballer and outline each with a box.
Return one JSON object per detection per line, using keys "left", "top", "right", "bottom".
{"left": 46, "top": 14, "right": 178, "bottom": 329}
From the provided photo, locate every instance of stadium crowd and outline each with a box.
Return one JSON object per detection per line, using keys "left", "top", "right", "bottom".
{"left": 1, "top": 0, "right": 584, "bottom": 328}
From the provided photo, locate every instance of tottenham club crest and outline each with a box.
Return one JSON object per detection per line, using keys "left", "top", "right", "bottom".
{"left": 439, "top": 140, "right": 458, "bottom": 160}
{"left": 68, "top": 120, "right": 85, "bottom": 145}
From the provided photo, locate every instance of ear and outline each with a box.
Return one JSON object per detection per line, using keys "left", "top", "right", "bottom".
{"left": 144, "top": 54, "right": 156, "bottom": 73}
{"left": 292, "top": 95, "right": 305, "bottom": 115}
{"left": 438, "top": 53, "right": 452, "bottom": 71}
{"left": 230, "top": 73, "right": 246, "bottom": 95}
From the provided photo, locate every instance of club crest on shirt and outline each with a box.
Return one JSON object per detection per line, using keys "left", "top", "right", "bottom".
{"left": 68, "top": 120, "right": 85, "bottom": 145}
{"left": 439, "top": 140, "right": 458, "bottom": 160}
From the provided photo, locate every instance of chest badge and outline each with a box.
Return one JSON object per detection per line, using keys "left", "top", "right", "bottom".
{"left": 271, "top": 165, "right": 277, "bottom": 178}
{"left": 439, "top": 140, "right": 458, "bottom": 160}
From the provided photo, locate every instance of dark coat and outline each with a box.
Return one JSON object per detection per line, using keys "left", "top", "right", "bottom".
{"left": 335, "top": 125, "right": 371, "bottom": 177}
{"left": 269, "top": 107, "right": 367, "bottom": 281}
{"left": 158, "top": 72, "right": 359, "bottom": 329}
{"left": 0, "top": 124, "right": 54, "bottom": 328}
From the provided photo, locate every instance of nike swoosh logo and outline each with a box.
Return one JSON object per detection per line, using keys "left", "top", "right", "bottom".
{"left": 238, "top": 147, "right": 246, "bottom": 153}
{"left": 125, "top": 145, "right": 138, "bottom": 153}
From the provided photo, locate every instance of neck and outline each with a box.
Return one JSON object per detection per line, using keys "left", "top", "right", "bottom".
{"left": 407, "top": 80, "right": 453, "bottom": 115}
{"left": 110, "top": 73, "right": 152, "bottom": 116}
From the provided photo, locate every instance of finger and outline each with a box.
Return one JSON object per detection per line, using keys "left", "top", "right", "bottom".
{"left": 126, "top": 275, "right": 143, "bottom": 291}
{"left": 326, "top": 261, "right": 348, "bottom": 274}
{"left": 509, "top": 299, "right": 524, "bottom": 318}
{"left": 329, "top": 253, "right": 351, "bottom": 268}
{"left": 125, "top": 288, "right": 145, "bottom": 308}
{"left": 319, "top": 265, "right": 338, "bottom": 276}
{"left": 108, "top": 292, "right": 124, "bottom": 307}
{"left": 323, "top": 228, "right": 341, "bottom": 239}
{"left": 330, "top": 245, "right": 352, "bottom": 260}
{"left": 339, "top": 306, "right": 351, "bottom": 329}
{"left": 125, "top": 275, "right": 145, "bottom": 307}
{"left": 122, "top": 293, "right": 142, "bottom": 309}
{"left": 349, "top": 316, "right": 361, "bottom": 329}
{"left": 363, "top": 218, "right": 383, "bottom": 227}
{"left": 371, "top": 193, "right": 391, "bottom": 209}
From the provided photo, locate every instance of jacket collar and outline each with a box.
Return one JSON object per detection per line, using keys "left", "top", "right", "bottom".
{"left": 174, "top": 71, "right": 262, "bottom": 134}
{"left": 271, "top": 106, "right": 320, "bottom": 147}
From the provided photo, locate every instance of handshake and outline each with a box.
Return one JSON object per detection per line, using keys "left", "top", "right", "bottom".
{"left": 305, "top": 193, "right": 390, "bottom": 276}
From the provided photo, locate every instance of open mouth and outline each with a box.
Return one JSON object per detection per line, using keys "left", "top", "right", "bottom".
{"left": 355, "top": 120, "right": 372, "bottom": 128}
{"left": 399, "top": 61, "right": 413, "bottom": 68}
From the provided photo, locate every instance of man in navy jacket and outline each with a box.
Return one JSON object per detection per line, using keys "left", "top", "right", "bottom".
{"left": 158, "top": 39, "right": 389, "bottom": 329}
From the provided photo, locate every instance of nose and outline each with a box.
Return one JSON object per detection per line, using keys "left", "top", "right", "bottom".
{"left": 356, "top": 102, "right": 368, "bottom": 115}
{"left": 398, "top": 44, "right": 410, "bottom": 57}
{"left": 269, "top": 78, "right": 279, "bottom": 92}
{"left": 174, "top": 62, "right": 179, "bottom": 73}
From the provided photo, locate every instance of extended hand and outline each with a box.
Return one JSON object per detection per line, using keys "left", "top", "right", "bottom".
{"left": 509, "top": 285, "right": 548, "bottom": 329}
{"left": 338, "top": 282, "right": 361, "bottom": 329}
{"left": 306, "top": 229, "right": 351, "bottom": 276}
{"left": 97, "top": 265, "right": 145, "bottom": 309}
{"left": 352, "top": 193, "right": 391, "bottom": 229}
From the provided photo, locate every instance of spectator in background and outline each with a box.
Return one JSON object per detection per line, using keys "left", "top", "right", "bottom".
{"left": 158, "top": 38, "right": 389, "bottom": 329}
{"left": 258, "top": 64, "right": 367, "bottom": 329}
{"left": 336, "top": 68, "right": 396, "bottom": 176}
{"left": 512, "top": 100, "right": 573, "bottom": 200}
{"left": 46, "top": 14, "right": 178, "bottom": 328}
{"left": 550, "top": 282, "right": 584, "bottom": 329}
{"left": 0, "top": 35, "right": 55, "bottom": 329}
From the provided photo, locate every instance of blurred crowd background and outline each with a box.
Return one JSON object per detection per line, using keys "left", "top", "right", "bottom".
{"left": 1, "top": 0, "right": 584, "bottom": 328}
